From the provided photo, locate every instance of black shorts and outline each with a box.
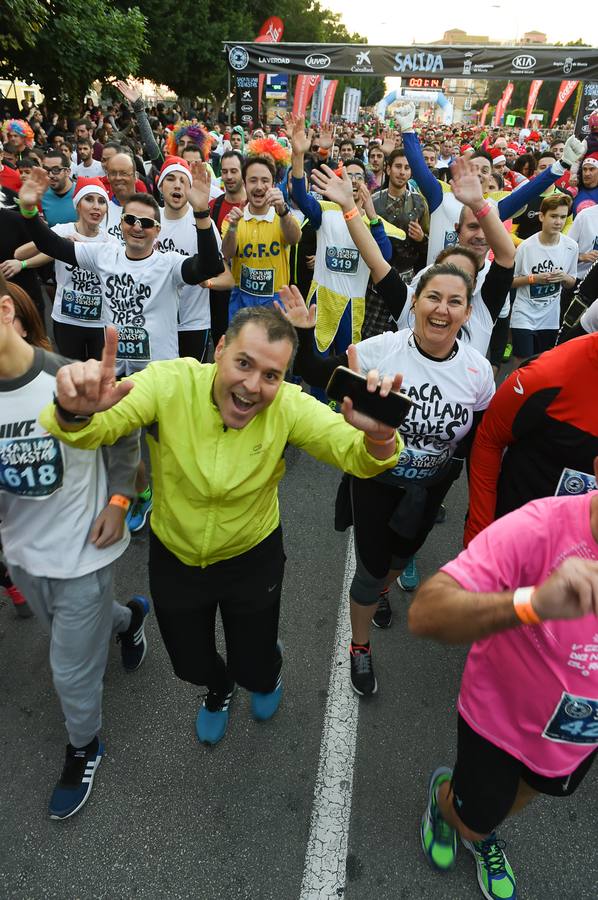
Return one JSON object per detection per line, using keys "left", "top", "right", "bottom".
{"left": 451, "top": 714, "right": 597, "bottom": 835}
{"left": 511, "top": 327, "right": 557, "bottom": 359}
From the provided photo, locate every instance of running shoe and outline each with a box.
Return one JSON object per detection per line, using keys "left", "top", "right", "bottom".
{"left": 6, "top": 584, "right": 33, "bottom": 618}
{"left": 196, "top": 683, "right": 235, "bottom": 745}
{"left": 49, "top": 738, "right": 104, "bottom": 820}
{"left": 398, "top": 557, "right": 420, "bottom": 592}
{"left": 349, "top": 643, "right": 377, "bottom": 696}
{"left": 462, "top": 834, "right": 517, "bottom": 900}
{"left": 126, "top": 491, "right": 152, "bottom": 533}
{"left": 420, "top": 766, "right": 457, "bottom": 872}
{"left": 251, "top": 672, "right": 283, "bottom": 721}
{"left": 117, "top": 595, "right": 150, "bottom": 672}
{"left": 435, "top": 503, "right": 447, "bottom": 525}
{"left": 372, "top": 587, "right": 392, "bottom": 629}
{"left": 502, "top": 343, "right": 512, "bottom": 363}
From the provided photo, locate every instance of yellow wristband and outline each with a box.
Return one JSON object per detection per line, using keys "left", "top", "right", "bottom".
{"left": 109, "top": 494, "right": 131, "bottom": 511}
{"left": 513, "top": 587, "right": 541, "bottom": 625}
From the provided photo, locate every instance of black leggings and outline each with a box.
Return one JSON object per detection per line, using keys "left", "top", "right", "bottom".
{"left": 149, "top": 528, "right": 285, "bottom": 694}
{"left": 177, "top": 328, "right": 210, "bottom": 363}
{"left": 52, "top": 321, "right": 105, "bottom": 361}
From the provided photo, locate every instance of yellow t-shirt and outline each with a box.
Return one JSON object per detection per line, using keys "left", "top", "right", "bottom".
{"left": 222, "top": 209, "right": 290, "bottom": 298}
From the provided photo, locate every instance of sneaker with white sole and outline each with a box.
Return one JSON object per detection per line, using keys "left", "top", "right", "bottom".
{"left": 126, "top": 491, "right": 152, "bottom": 533}
{"left": 117, "top": 595, "right": 150, "bottom": 672}
{"left": 398, "top": 556, "right": 420, "bottom": 592}
{"left": 462, "top": 834, "right": 517, "bottom": 900}
{"left": 420, "top": 766, "right": 457, "bottom": 872}
{"left": 349, "top": 642, "right": 377, "bottom": 696}
{"left": 49, "top": 738, "right": 104, "bottom": 820}
{"left": 196, "top": 683, "right": 235, "bottom": 745}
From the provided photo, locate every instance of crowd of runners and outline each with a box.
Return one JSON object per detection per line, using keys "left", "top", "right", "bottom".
{"left": 1, "top": 83, "right": 597, "bottom": 900}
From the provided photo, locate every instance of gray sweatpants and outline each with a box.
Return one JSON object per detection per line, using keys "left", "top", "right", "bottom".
{"left": 8, "top": 562, "right": 131, "bottom": 748}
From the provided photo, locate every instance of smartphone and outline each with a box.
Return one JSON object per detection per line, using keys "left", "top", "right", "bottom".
{"left": 326, "top": 366, "right": 413, "bottom": 428}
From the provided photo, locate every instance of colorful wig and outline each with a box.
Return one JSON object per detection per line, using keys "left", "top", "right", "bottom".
{"left": 165, "top": 122, "right": 211, "bottom": 160}
{"left": 2, "top": 119, "right": 35, "bottom": 149}
{"left": 247, "top": 135, "right": 291, "bottom": 183}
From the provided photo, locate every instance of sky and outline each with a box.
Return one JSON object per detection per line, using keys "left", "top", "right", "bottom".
{"left": 322, "top": 1, "right": 594, "bottom": 48}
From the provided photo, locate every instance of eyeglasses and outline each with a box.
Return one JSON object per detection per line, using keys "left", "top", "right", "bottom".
{"left": 347, "top": 172, "right": 365, "bottom": 181}
{"left": 121, "top": 213, "right": 160, "bottom": 229}
{"left": 109, "top": 171, "right": 135, "bottom": 179}
{"left": 43, "top": 166, "right": 67, "bottom": 175}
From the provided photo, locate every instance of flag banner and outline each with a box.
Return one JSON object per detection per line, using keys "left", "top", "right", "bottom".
{"left": 321, "top": 80, "right": 338, "bottom": 123}
{"left": 524, "top": 80, "right": 543, "bottom": 127}
{"left": 551, "top": 80, "right": 579, "bottom": 125}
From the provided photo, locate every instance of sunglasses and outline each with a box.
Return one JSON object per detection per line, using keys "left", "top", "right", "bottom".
{"left": 121, "top": 213, "right": 160, "bottom": 229}
{"left": 43, "top": 166, "right": 67, "bottom": 175}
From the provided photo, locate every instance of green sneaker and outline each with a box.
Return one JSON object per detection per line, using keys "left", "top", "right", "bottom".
{"left": 420, "top": 766, "right": 457, "bottom": 872}
{"left": 502, "top": 343, "right": 512, "bottom": 363}
{"left": 462, "top": 834, "right": 517, "bottom": 900}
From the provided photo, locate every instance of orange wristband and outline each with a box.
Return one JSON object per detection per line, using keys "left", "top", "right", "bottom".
{"left": 109, "top": 494, "right": 131, "bottom": 511}
{"left": 365, "top": 432, "right": 396, "bottom": 446}
{"left": 318, "top": 147, "right": 330, "bottom": 158}
{"left": 513, "top": 587, "right": 541, "bottom": 625}
{"left": 343, "top": 207, "right": 360, "bottom": 221}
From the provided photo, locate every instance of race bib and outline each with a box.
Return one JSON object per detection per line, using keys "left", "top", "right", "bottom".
{"left": 0, "top": 435, "right": 64, "bottom": 498}
{"left": 386, "top": 446, "right": 451, "bottom": 482}
{"left": 555, "top": 468, "right": 597, "bottom": 497}
{"left": 116, "top": 326, "right": 151, "bottom": 361}
{"left": 530, "top": 282, "right": 559, "bottom": 301}
{"left": 240, "top": 265, "right": 274, "bottom": 298}
{"left": 61, "top": 289, "right": 102, "bottom": 321}
{"left": 543, "top": 692, "right": 598, "bottom": 745}
{"left": 325, "top": 247, "right": 359, "bottom": 275}
{"left": 444, "top": 230, "right": 458, "bottom": 249}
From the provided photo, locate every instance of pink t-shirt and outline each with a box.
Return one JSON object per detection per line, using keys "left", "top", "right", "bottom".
{"left": 442, "top": 491, "right": 598, "bottom": 777}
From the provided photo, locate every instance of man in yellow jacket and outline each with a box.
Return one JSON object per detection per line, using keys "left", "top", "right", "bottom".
{"left": 41, "top": 301, "right": 402, "bottom": 745}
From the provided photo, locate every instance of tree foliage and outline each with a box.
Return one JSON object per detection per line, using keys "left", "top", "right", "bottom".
{"left": 1, "top": 0, "right": 147, "bottom": 108}
{"left": 0, "top": 0, "right": 48, "bottom": 56}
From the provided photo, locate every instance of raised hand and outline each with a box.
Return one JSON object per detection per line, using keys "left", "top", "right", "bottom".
{"left": 394, "top": 102, "right": 416, "bottom": 134}
{"left": 286, "top": 114, "right": 314, "bottom": 157}
{"left": 311, "top": 164, "right": 354, "bottom": 211}
{"left": 55, "top": 326, "right": 134, "bottom": 418}
{"left": 114, "top": 79, "right": 141, "bottom": 105}
{"left": 186, "top": 159, "right": 211, "bottom": 211}
{"left": 340, "top": 344, "right": 402, "bottom": 443}
{"left": 449, "top": 155, "right": 485, "bottom": 208}
{"left": 274, "top": 284, "right": 316, "bottom": 329}
{"left": 380, "top": 127, "right": 395, "bottom": 156}
{"left": 319, "top": 121, "right": 335, "bottom": 151}
{"left": 563, "top": 134, "right": 586, "bottom": 171}
{"left": 18, "top": 167, "right": 48, "bottom": 209}
{"left": 358, "top": 182, "right": 376, "bottom": 219}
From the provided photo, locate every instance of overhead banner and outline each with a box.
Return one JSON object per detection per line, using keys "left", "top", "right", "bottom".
{"left": 551, "top": 80, "right": 578, "bottom": 125}
{"left": 575, "top": 82, "right": 598, "bottom": 137}
{"left": 524, "top": 79, "right": 543, "bottom": 127}
{"left": 235, "top": 75, "right": 260, "bottom": 129}
{"left": 224, "top": 42, "right": 598, "bottom": 81}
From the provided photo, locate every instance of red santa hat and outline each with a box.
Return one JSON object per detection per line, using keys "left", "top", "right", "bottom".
{"left": 506, "top": 142, "right": 519, "bottom": 152}
{"left": 529, "top": 130, "right": 541, "bottom": 142}
{"left": 588, "top": 111, "right": 598, "bottom": 131}
{"left": 460, "top": 143, "right": 474, "bottom": 155}
{"left": 490, "top": 147, "right": 506, "bottom": 165}
{"left": 582, "top": 152, "right": 598, "bottom": 169}
{"left": 157, "top": 156, "right": 192, "bottom": 189}
{"left": 73, "top": 177, "right": 110, "bottom": 207}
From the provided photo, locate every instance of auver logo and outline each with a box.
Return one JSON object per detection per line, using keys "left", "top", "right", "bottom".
{"left": 512, "top": 55, "right": 536, "bottom": 71}
{"left": 305, "top": 54, "right": 331, "bottom": 69}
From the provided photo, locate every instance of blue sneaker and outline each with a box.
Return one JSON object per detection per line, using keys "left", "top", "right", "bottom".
{"left": 117, "top": 595, "right": 150, "bottom": 672}
{"left": 196, "top": 684, "right": 235, "bottom": 745}
{"left": 126, "top": 490, "right": 152, "bottom": 533}
{"left": 49, "top": 738, "right": 104, "bottom": 820}
{"left": 398, "top": 556, "right": 420, "bottom": 592}
{"left": 251, "top": 672, "right": 283, "bottom": 721}
{"left": 462, "top": 834, "right": 517, "bottom": 900}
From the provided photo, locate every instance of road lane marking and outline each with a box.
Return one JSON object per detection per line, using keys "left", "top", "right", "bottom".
{"left": 299, "top": 535, "right": 357, "bottom": 899}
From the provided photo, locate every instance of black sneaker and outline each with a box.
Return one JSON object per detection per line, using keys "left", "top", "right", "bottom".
{"left": 49, "top": 738, "right": 104, "bottom": 820}
{"left": 435, "top": 503, "right": 447, "bottom": 525}
{"left": 372, "top": 588, "right": 392, "bottom": 629}
{"left": 117, "top": 595, "right": 150, "bottom": 672}
{"left": 349, "top": 643, "right": 377, "bottom": 696}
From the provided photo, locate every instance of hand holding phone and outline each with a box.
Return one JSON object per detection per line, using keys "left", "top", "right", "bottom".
{"left": 328, "top": 345, "right": 409, "bottom": 436}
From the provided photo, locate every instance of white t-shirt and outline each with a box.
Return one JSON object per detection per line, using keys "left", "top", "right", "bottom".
{"left": 512, "top": 232, "right": 578, "bottom": 330}
{"left": 356, "top": 329, "right": 495, "bottom": 482}
{"left": 155, "top": 207, "right": 220, "bottom": 332}
{"left": 74, "top": 159, "right": 105, "bottom": 179}
{"left": 0, "top": 349, "right": 130, "bottom": 577}
{"left": 51, "top": 222, "right": 115, "bottom": 328}
{"left": 580, "top": 297, "right": 598, "bottom": 333}
{"left": 74, "top": 242, "right": 186, "bottom": 374}
{"left": 426, "top": 189, "right": 462, "bottom": 266}
{"left": 566, "top": 204, "right": 598, "bottom": 279}
{"left": 106, "top": 199, "right": 125, "bottom": 245}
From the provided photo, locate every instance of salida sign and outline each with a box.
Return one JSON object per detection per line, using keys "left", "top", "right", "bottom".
{"left": 224, "top": 42, "right": 598, "bottom": 82}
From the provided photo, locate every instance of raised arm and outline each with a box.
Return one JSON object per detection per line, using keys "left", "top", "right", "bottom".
{"left": 179, "top": 161, "right": 224, "bottom": 285}
{"left": 396, "top": 103, "right": 443, "bottom": 214}
{"left": 451, "top": 156, "right": 515, "bottom": 269}
{"left": 498, "top": 135, "right": 585, "bottom": 220}
{"left": 18, "top": 170, "right": 77, "bottom": 266}
{"left": 288, "top": 113, "right": 322, "bottom": 228}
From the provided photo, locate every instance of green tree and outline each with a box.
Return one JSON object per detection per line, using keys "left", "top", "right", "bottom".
{"left": 0, "top": 0, "right": 48, "bottom": 56}
{"left": 2, "top": 0, "right": 147, "bottom": 109}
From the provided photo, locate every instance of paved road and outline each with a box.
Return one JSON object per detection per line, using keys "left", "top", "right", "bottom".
{"left": 1, "top": 446, "right": 596, "bottom": 899}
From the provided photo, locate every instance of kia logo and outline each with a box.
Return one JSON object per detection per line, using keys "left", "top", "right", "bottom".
{"left": 512, "top": 55, "right": 536, "bottom": 70}
{"left": 305, "top": 54, "right": 331, "bottom": 69}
